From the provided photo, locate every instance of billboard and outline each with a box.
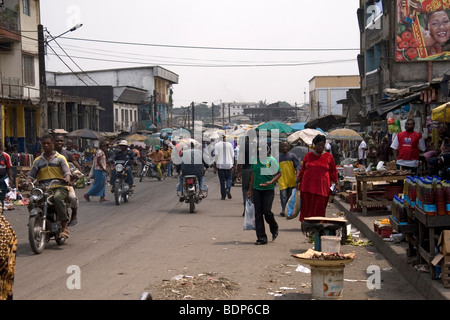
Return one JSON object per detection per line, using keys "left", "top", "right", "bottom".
{"left": 396, "top": 0, "right": 450, "bottom": 61}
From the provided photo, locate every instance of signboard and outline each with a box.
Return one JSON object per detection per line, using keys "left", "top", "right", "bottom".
{"left": 396, "top": 0, "right": 450, "bottom": 61}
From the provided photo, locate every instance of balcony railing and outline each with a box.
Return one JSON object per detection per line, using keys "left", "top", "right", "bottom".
{"left": 0, "top": 7, "right": 19, "bottom": 32}
{"left": 0, "top": 80, "right": 40, "bottom": 102}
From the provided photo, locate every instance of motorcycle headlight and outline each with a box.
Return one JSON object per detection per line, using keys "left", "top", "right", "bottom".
{"left": 31, "top": 188, "right": 44, "bottom": 201}
{"left": 115, "top": 163, "right": 124, "bottom": 172}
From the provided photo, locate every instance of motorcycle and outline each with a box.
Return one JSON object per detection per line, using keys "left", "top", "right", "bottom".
{"left": 176, "top": 175, "right": 208, "bottom": 213}
{"left": 139, "top": 158, "right": 162, "bottom": 182}
{"left": 27, "top": 180, "right": 68, "bottom": 254}
{"left": 112, "top": 159, "right": 134, "bottom": 205}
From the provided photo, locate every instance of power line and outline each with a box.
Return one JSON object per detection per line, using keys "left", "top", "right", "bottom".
{"left": 61, "top": 36, "right": 360, "bottom": 52}
{"left": 47, "top": 51, "right": 356, "bottom": 68}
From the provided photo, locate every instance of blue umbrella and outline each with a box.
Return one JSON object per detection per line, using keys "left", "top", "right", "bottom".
{"left": 290, "top": 122, "right": 306, "bottom": 131}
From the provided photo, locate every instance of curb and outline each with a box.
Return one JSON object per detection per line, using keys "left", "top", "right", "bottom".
{"left": 333, "top": 197, "right": 450, "bottom": 300}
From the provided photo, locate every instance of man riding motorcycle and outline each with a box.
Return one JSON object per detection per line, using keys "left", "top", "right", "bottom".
{"left": 177, "top": 142, "right": 208, "bottom": 201}
{"left": 54, "top": 134, "right": 83, "bottom": 227}
{"left": 26, "top": 134, "right": 72, "bottom": 238}
{"left": 110, "top": 140, "right": 137, "bottom": 193}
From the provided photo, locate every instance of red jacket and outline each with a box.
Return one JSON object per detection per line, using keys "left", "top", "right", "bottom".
{"left": 396, "top": 131, "right": 422, "bottom": 161}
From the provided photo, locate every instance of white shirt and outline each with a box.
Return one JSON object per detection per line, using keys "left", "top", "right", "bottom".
{"left": 214, "top": 141, "right": 234, "bottom": 169}
{"left": 358, "top": 141, "right": 367, "bottom": 160}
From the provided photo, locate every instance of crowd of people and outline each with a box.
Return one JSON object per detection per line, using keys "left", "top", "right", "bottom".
{"left": 3, "top": 118, "right": 447, "bottom": 246}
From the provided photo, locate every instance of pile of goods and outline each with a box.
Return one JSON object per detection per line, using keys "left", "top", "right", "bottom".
{"left": 0, "top": 215, "right": 17, "bottom": 300}
{"left": 354, "top": 169, "right": 411, "bottom": 177}
{"left": 292, "top": 249, "right": 355, "bottom": 261}
{"left": 404, "top": 175, "right": 450, "bottom": 216}
{"left": 373, "top": 219, "right": 393, "bottom": 238}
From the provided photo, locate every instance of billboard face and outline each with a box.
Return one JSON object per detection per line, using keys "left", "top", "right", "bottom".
{"left": 396, "top": 0, "right": 450, "bottom": 61}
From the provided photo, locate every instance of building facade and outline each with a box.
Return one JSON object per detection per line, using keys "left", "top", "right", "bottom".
{"left": 47, "top": 66, "right": 179, "bottom": 132}
{"left": 357, "top": 0, "right": 450, "bottom": 119}
{"left": 0, "top": 0, "right": 40, "bottom": 152}
{"left": 309, "top": 75, "right": 361, "bottom": 119}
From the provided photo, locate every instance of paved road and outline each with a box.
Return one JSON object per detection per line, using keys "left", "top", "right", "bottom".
{"left": 5, "top": 169, "right": 424, "bottom": 300}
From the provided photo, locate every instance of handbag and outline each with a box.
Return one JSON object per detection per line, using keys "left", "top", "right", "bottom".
{"left": 286, "top": 188, "right": 301, "bottom": 220}
{"left": 243, "top": 198, "right": 256, "bottom": 230}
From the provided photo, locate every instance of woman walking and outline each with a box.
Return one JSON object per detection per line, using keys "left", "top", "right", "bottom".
{"left": 84, "top": 141, "right": 109, "bottom": 203}
{"left": 297, "top": 135, "right": 339, "bottom": 222}
{"left": 246, "top": 145, "right": 282, "bottom": 245}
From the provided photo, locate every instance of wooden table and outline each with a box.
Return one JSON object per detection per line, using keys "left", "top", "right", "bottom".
{"left": 412, "top": 207, "right": 450, "bottom": 279}
{"left": 355, "top": 174, "right": 407, "bottom": 215}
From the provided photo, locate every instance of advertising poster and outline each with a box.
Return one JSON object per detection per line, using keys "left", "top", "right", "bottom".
{"left": 396, "top": 0, "right": 450, "bottom": 61}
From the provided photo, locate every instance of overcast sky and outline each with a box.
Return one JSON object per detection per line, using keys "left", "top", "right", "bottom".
{"left": 40, "top": 0, "right": 360, "bottom": 108}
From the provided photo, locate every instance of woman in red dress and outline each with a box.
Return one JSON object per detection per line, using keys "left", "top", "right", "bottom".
{"left": 296, "top": 135, "right": 340, "bottom": 222}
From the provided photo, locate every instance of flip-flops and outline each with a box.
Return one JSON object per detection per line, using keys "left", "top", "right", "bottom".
{"left": 83, "top": 194, "right": 90, "bottom": 202}
{"left": 61, "top": 229, "right": 70, "bottom": 239}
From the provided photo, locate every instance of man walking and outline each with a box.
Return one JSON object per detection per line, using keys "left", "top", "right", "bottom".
{"left": 390, "top": 118, "right": 426, "bottom": 175}
{"left": 213, "top": 135, "right": 234, "bottom": 200}
{"left": 278, "top": 141, "right": 300, "bottom": 217}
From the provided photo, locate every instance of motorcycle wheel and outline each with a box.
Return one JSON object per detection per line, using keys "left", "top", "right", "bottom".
{"left": 140, "top": 168, "right": 146, "bottom": 182}
{"left": 56, "top": 235, "right": 66, "bottom": 245}
{"left": 189, "top": 196, "right": 195, "bottom": 213}
{"left": 114, "top": 181, "right": 121, "bottom": 205}
{"left": 123, "top": 191, "right": 129, "bottom": 203}
{"left": 28, "top": 215, "right": 47, "bottom": 254}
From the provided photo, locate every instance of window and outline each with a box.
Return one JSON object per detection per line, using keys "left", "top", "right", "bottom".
{"left": 22, "top": 0, "right": 30, "bottom": 16}
{"left": 365, "top": 43, "right": 381, "bottom": 74}
{"left": 23, "top": 55, "right": 35, "bottom": 85}
{"left": 115, "top": 109, "right": 119, "bottom": 122}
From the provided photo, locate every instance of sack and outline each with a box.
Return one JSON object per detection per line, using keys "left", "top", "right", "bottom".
{"left": 89, "top": 156, "right": 96, "bottom": 179}
{"left": 286, "top": 189, "right": 301, "bottom": 220}
{"left": 243, "top": 199, "right": 255, "bottom": 230}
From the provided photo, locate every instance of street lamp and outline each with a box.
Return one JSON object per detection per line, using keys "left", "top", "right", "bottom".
{"left": 38, "top": 23, "right": 83, "bottom": 136}
{"left": 46, "top": 23, "right": 83, "bottom": 43}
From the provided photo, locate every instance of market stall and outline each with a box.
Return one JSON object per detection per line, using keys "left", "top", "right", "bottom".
{"left": 354, "top": 169, "right": 410, "bottom": 215}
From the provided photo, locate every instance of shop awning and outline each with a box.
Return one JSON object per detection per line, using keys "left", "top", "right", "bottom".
{"left": 371, "top": 92, "right": 421, "bottom": 116}
{"left": 432, "top": 102, "right": 450, "bottom": 122}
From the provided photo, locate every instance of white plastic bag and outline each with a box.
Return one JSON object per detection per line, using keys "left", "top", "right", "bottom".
{"left": 243, "top": 199, "right": 255, "bottom": 230}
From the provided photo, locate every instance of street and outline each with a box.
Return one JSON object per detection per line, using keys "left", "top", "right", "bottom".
{"left": 5, "top": 169, "right": 424, "bottom": 300}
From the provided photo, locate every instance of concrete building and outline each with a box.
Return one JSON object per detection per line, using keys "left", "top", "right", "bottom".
{"left": 308, "top": 75, "right": 361, "bottom": 119}
{"left": 357, "top": 0, "right": 450, "bottom": 119}
{"left": 47, "top": 66, "right": 179, "bottom": 132}
{"left": 0, "top": 0, "right": 41, "bottom": 152}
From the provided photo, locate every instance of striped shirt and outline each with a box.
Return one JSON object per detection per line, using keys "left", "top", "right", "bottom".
{"left": 27, "top": 151, "right": 71, "bottom": 185}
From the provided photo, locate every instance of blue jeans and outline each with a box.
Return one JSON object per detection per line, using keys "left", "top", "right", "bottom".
{"left": 110, "top": 166, "right": 134, "bottom": 186}
{"left": 280, "top": 186, "right": 295, "bottom": 213}
{"left": 217, "top": 168, "right": 232, "bottom": 199}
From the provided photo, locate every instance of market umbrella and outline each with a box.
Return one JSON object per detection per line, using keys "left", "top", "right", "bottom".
{"left": 67, "top": 128, "right": 103, "bottom": 140}
{"left": 125, "top": 134, "right": 147, "bottom": 142}
{"left": 171, "top": 128, "right": 191, "bottom": 141}
{"left": 287, "top": 128, "right": 326, "bottom": 145}
{"left": 305, "top": 114, "right": 347, "bottom": 131}
{"left": 256, "top": 121, "right": 294, "bottom": 134}
{"left": 326, "top": 128, "right": 363, "bottom": 141}
{"left": 290, "top": 122, "right": 306, "bottom": 131}
{"left": 160, "top": 128, "right": 174, "bottom": 134}
{"left": 144, "top": 136, "right": 160, "bottom": 147}
{"left": 431, "top": 102, "right": 450, "bottom": 122}
{"left": 203, "top": 129, "right": 225, "bottom": 140}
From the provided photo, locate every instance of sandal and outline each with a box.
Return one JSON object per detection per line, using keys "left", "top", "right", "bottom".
{"left": 100, "top": 197, "right": 108, "bottom": 203}
{"left": 83, "top": 194, "right": 90, "bottom": 202}
{"left": 61, "top": 229, "right": 70, "bottom": 239}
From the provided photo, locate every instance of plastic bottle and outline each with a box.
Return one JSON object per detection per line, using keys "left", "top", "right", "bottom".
{"left": 423, "top": 181, "right": 436, "bottom": 216}
{"left": 399, "top": 198, "right": 407, "bottom": 222}
{"left": 436, "top": 180, "right": 446, "bottom": 216}
{"left": 443, "top": 180, "right": 450, "bottom": 215}
{"left": 392, "top": 195, "right": 399, "bottom": 221}
{"left": 409, "top": 177, "right": 417, "bottom": 208}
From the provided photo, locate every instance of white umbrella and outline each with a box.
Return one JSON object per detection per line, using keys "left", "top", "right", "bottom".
{"left": 287, "top": 128, "right": 326, "bottom": 145}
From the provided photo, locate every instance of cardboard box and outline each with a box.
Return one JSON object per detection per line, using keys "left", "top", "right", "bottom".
{"left": 438, "top": 230, "right": 450, "bottom": 256}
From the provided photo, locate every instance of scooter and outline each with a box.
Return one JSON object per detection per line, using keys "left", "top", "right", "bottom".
{"left": 176, "top": 175, "right": 207, "bottom": 213}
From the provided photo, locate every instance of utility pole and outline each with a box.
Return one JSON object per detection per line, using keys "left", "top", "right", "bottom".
{"left": 153, "top": 90, "right": 158, "bottom": 130}
{"left": 211, "top": 103, "right": 214, "bottom": 127}
{"left": 38, "top": 24, "right": 48, "bottom": 136}
{"left": 191, "top": 101, "right": 195, "bottom": 130}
